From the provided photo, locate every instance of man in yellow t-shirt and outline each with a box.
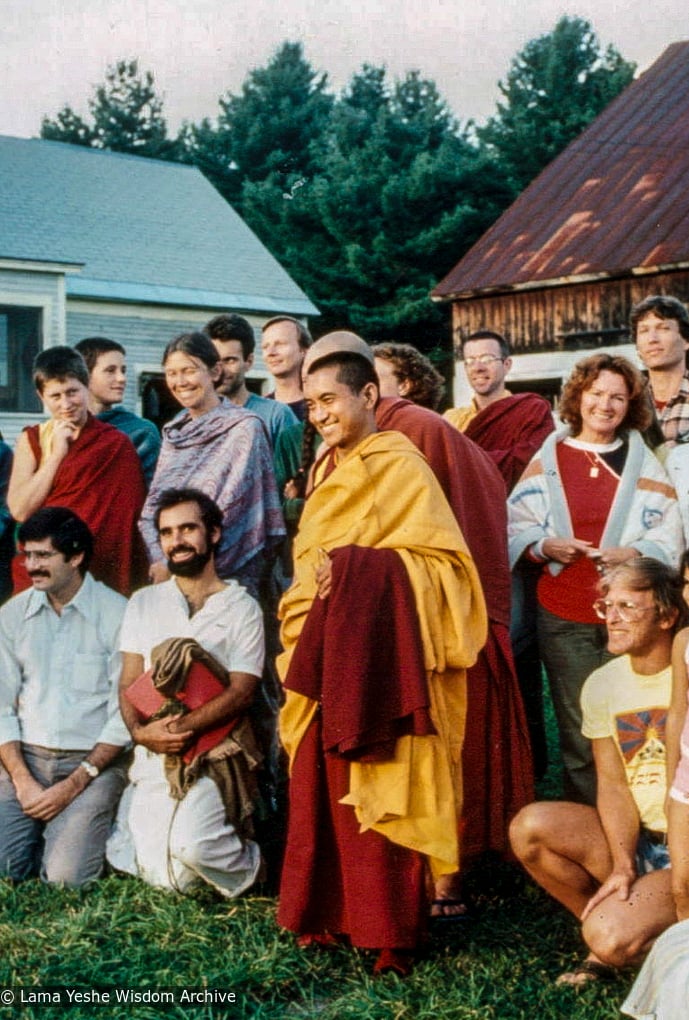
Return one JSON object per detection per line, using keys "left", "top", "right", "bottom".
{"left": 510, "top": 558, "right": 685, "bottom": 986}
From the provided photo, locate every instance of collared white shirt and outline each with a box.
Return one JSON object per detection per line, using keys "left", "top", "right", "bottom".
{"left": 119, "top": 578, "right": 264, "bottom": 677}
{"left": 0, "top": 572, "right": 129, "bottom": 750}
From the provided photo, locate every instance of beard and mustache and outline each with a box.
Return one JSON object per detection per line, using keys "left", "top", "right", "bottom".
{"left": 166, "top": 543, "right": 214, "bottom": 578}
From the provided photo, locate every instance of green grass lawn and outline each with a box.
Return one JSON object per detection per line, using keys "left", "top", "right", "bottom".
{"left": 0, "top": 690, "right": 636, "bottom": 1020}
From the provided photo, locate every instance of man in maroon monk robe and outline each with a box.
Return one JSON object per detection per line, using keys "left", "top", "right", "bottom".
{"left": 278, "top": 333, "right": 487, "bottom": 974}
{"left": 8, "top": 346, "right": 146, "bottom": 596}
{"left": 444, "top": 329, "right": 555, "bottom": 785}
{"left": 375, "top": 391, "right": 534, "bottom": 917}
{"left": 444, "top": 330, "right": 553, "bottom": 492}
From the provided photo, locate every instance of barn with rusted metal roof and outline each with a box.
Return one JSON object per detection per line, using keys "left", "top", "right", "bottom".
{"left": 433, "top": 41, "right": 689, "bottom": 403}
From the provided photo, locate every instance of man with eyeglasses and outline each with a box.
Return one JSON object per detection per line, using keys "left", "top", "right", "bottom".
{"left": 0, "top": 507, "right": 129, "bottom": 886}
{"left": 445, "top": 331, "right": 554, "bottom": 781}
{"left": 510, "top": 557, "right": 685, "bottom": 987}
{"left": 443, "top": 330, "right": 553, "bottom": 493}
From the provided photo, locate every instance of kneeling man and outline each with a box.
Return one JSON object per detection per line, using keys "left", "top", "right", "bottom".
{"left": 510, "top": 558, "right": 685, "bottom": 984}
{"left": 107, "top": 488, "right": 264, "bottom": 897}
{"left": 0, "top": 507, "right": 129, "bottom": 886}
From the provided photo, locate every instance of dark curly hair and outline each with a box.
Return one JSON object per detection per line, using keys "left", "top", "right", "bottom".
{"left": 371, "top": 342, "right": 445, "bottom": 410}
{"left": 559, "top": 353, "right": 652, "bottom": 436}
{"left": 631, "top": 295, "right": 689, "bottom": 342}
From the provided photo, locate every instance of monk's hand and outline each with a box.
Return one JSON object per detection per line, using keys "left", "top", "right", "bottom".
{"left": 148, "top": 561, "right": 171, "bottom": 585}
{"left": 50, "top": 419, "right": 80, "bottom": 460}
{"left": 284, "top": 479, "right": 300, "bottom": 500}
{"left": 133, "top": 717, "right": 193, "bottom": 754}
{"left": 580, "top": 866, "right": 636, "bottom": 921}
{"left": 315, "top": 550, "right": 332, "bottom": 600}
{"left": 541, "top": 537, "right": 593, "bottom": 565}
{"left": 21, "top": 776, "right": 83, "bottom": 821}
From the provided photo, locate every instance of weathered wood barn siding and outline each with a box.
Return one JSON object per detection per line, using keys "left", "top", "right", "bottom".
{"left": 451, "top": 269, "right": 689, "bottom": 353}
{"left": 434, "top": 42, "right": 689, "bottom": 372}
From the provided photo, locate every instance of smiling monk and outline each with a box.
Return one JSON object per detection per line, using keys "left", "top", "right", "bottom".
{"left": 276, "top": 332, "right": 486, "bottom": 975}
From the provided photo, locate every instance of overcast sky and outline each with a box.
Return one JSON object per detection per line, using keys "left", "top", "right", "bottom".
{"left": 2, "top": 0, "right": 687, "bottom": 139}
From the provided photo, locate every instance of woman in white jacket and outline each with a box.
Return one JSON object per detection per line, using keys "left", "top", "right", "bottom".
{"left": 508, "top": 353, "right": 683, "bottom": 805}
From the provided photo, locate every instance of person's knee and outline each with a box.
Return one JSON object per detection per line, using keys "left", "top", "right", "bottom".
{"left": 170, "top": 835, "right": 205, "bottom": 873}
{"left": 671, "top": 869, "right": 689, "bottom": 915}
{"left": 41, "top": 847, "right": 104, "bottom": 888}
{"left": 509, "top": 802, "right": 552, "bottom": 864}
{"left": 584, "top": 913, "right": 637, "bottom": 967}
{"left": 41, "top": 860, "right": 102, "bottom": 888}
{"left": 583, "top": 909, "right": 658, "bottom": 968}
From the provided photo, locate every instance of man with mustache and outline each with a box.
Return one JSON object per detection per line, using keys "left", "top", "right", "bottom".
{"left": 107, "top": 487, "right": 265, "bottom": 897}
{"left": 0, "top": 507, "right": 129, "bottom": 885}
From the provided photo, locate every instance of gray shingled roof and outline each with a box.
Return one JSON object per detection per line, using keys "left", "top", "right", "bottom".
{"left": 0, "top": 135, "right": 318, "bottom": 316}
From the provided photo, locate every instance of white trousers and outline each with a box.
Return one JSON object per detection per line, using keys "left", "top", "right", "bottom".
{"left": 621, "top": 918, "right": 689, "bottom": 1019}
{"left": 106, "top": 747, "right": 260, "bottom": 897}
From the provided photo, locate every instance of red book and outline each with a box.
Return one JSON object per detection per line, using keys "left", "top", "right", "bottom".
{"left": 125, "top": 661, "right": 237, "bottom": 763}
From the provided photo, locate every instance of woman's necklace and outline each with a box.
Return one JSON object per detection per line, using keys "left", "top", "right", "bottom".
{"left": 582, "top": 449, "right": 600, "bottom": 478}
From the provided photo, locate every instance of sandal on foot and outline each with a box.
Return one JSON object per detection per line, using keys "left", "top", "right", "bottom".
{"left": 429, "top": 897, "right": 472, "bottom": 922}
{"left": 556, "top": 959, "right": 616, "bottom": 987}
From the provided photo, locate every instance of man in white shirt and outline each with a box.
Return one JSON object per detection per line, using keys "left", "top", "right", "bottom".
{"left": 107, "top": 487, "right": 265, "bottom": 897}
{"left": 0, "top": 507, "right": 129, "bottom": 886}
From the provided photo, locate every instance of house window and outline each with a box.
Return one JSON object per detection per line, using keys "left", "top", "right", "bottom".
{"left": 0, "top": 305, "right": 42, "bottom": 412}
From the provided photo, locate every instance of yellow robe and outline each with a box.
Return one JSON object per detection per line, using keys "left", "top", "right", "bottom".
{"left": 443, "top": 404, "right": 478, "bottom": 433}
{"left": 278, "top": 430, "right": 487, "bottom": 877}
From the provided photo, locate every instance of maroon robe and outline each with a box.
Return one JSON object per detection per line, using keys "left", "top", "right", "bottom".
{"left": 278, "top": 546, "right": 428, "bottom": 948}
{"left": 461, "top": 392, "right": 555, "bottom": 494}
{"left": 14, "top": 416, "right": 147, "bottom": 596}
{"left": 285, "top": 546, "right": 433, "bottom": 759}
{"left": 375, "top": 397, "right": 534, "bottom": 858}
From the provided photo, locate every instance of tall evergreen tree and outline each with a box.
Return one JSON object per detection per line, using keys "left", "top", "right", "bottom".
{"left": 184, "top": 41, "right": 333, "bottom": 205}
{"left": 478, "top": 16, "right": 635, "bottom": 194}
{"left": 41, "top": 59, "right": 181, "bottom": 159}
{"left": 241, "top": 66, "right": 511, "bottom": 347}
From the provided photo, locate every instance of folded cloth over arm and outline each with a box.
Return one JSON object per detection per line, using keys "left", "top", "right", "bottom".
{"left": 285, "top": 545, "right": 434, "bottom": 761}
